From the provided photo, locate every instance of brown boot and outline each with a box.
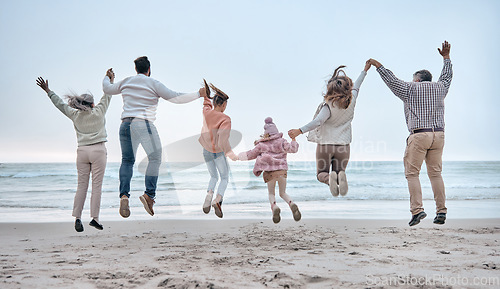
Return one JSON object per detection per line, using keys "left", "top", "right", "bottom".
{"left": 139, "top": 194, "right": 155, "bottom": 216}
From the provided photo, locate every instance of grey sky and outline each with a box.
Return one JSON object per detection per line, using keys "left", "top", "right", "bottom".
{"left": 1, "top": 0, "right": 499, "bottom": 162}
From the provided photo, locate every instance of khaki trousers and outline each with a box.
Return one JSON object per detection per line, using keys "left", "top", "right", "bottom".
{"left": 404, "top": 132, "right": 446, "bottom": 215}
{"left": 73, "top": 142, "right": 107, "bottom": 220}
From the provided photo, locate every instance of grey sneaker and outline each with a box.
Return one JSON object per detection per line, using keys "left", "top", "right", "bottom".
{"left": 290, "top": 202, "right": 301, "bottom": 222}
{"left": 120, "top": 196, "right": 130, "bottom": 218}
{"left": 329, "top": 171, "right": 339, "bottom": 197}
{"left": 203, "top": 192, "right": 213, "bottom": 214}
{"left": 272, "top": 205, "right": 281, "bottom": 224}
{"left": 338, "top": 171, "right": 348, "bottom": 196}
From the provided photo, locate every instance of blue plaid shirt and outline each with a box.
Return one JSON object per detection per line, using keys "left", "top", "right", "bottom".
{"left": 377, "top": 59, "right": 453, "bottom": 133}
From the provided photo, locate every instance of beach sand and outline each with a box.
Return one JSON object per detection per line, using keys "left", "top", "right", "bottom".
{"left": 1, "top": 218, "right": 499, "bottom": 289}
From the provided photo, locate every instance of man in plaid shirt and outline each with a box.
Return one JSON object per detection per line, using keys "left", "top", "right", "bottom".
{"left": 368, "top": 41, "right": 453, "bottom": 227}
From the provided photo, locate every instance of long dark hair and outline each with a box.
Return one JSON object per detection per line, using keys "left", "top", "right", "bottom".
{"left": 206, "top": 81, "right": 229, "bottom": 107}
{"left": 324, "top": 65, "right": 353, "bottom": 109}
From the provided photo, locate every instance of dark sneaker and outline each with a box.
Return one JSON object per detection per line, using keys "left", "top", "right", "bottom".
{"left": 75, "top": 219, "right": 84, "bottom": 232}
{"left": 409, "top": 211, "right": 427, "bottom": 227}
{"left": 120, "top": 196, "right": 130, "bottom": 218}
{"left": 89, "top": 219, "right": 103, "bottom": 230}
{"left": 433, "top": 213, "right": 446, "bottom": 225}
{"left": 139, "top": 194, "right": 155, "bottom": 216}
{"left": 212, "top": 201, "right": 223, "bottom": 218}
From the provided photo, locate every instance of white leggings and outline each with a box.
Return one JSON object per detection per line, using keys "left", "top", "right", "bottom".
{"left": 267, "top": 176, "right": 293, "bottom": 207}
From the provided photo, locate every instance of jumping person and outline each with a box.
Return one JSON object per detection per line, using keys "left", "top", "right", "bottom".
{"left": 199, "top": 81, "right": 238, "bottom": 218}
{"left": 367, "top": 41, "right": 453, "bottom": 226}
{"left": 288, "top": 62, "right": 370, "bottom": 197}
{"left": 36, "top": 75, "right": 112, "bottom": 232}
{"left": 239, "top": 117, "right": 301, "bottom": 224}
{"left": 102, "top": 56, "right": 207, "bottom": 218}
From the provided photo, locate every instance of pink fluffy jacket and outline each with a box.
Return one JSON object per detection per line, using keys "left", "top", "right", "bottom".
{"left": 238, "top": 133, "right": 299, "bottom": 176}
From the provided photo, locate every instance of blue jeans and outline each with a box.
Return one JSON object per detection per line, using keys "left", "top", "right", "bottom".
{"left": 203, "top": 149, "right": 229, "bottom": 198}
{"left": 119, "top": 119, "right": 162, "bottom": 199}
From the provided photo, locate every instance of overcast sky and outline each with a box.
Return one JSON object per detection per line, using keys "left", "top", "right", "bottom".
{"left": 0, "top": 0, "right": 499, "bottom": 162}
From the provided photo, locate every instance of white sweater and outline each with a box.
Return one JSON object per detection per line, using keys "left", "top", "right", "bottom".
{"left": 102, "top": 74, "right": 200, "bottom": 122}
{"left": 48, "top": 91, "right": 111, "bottom": 147}
{"left": 303, "top": 71, "right": 366, "bottom": 145}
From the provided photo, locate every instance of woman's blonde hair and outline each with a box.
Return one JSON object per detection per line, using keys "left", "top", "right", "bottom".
{"left": 324, "top": 65, "right": 353, "bottom": 109}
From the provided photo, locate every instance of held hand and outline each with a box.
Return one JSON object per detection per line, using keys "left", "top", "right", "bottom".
{"left": 288, "top": 129, "right": 302, "bottom": 139}
{"left": 367, "top": 58, "right": 382, "bottom": 68}
{"left": 106, "top": 68, "right": 115, "bottom": 83}
{"left": 199, "top": 87, "right": 207, "bottom": 98}
{"left": 438, "top": 40, "right": 451, "bottom": 59}
{"left": 36, "top": 77, "right": 50, "bottom": 93}
{"left": 364, "top": 60, "right": 371, "bottom": 72}
{"left": 228, "top": 154, "right": 238, "bottom": 161}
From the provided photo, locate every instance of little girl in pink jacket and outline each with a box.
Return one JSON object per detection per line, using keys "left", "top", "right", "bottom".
{"left": 238, "top": 117, "right": 301, "bottom": 223}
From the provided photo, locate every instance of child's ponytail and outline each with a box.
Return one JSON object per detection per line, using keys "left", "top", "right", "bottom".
{"left": 208, "top": 82, "right": 229, "bottom": 107}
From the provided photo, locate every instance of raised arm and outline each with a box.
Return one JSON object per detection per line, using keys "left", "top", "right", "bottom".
{"left": 36, "top": 77, "right": 77, "bottom": 119}
{"left": 94, "top": 94, "right": 113, "bottom": 115}
{"left": 437, "top": 41, "right": 453, "bottom": 91}
{"left": 370, "top": 58, "right": 410, "bottom": 101}
{"left": 102, "top": 68, "right": 122, "bottom": 95}
{"left": 153, "top": 80, "right": 201, "bottom": 104}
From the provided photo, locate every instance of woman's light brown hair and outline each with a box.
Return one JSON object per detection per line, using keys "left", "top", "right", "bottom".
{"left": 324, "top": 65, "right": 353, "bottom": 109}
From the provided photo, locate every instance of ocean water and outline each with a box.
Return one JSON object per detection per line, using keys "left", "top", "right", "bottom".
{"left": 0, "top": 161, "right": 499, "bottom": 222}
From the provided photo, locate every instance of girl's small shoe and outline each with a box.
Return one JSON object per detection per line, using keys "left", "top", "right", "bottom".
{"left": 212, "top": 195, "right": 223, "bottom": 218}
{"left": 290, "top": 202, "right": 301, "bottom": 221}
{"left": 272, "top": 205, "right": 281, "bottom": 224}
{"left": 212, "top": 201, "right": 223, "bottom": 218}
{"left": 338, "top": 171, "right": 348, "bottom": 196}
{"left": 329, "top": 172, "right": 339, "bottom": 197}
{"left": 203, "top": 192, "right": 213, "bottom": 214}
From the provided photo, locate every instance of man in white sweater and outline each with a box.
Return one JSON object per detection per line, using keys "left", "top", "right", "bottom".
{"left": 103, "top": 56, "right": 205, "bottom": 218}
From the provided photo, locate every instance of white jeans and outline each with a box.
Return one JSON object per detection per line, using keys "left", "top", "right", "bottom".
{"left": 73, "top": 142, "right": 107, "bottom": 220}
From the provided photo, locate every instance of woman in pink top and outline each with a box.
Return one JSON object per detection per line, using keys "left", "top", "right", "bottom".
{"left": 238, "top": 117, "right": 301, "bottom": 224}
{"left": 199, "top": 82, "right": 237, "bottom": 218}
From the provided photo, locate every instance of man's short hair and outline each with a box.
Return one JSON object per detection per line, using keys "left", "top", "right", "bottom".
{"left": 134, "top": 56, "right": 150, "bottom": 74}
{"left": 413, "top": 69, "right": 432, "bottom": 82}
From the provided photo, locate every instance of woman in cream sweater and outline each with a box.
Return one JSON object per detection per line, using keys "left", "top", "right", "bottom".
{"left": 36, "top": 72, "right": 113, "bottom": 232}
{"left": 288, "top": 62, "right": 370, "bottom": 197}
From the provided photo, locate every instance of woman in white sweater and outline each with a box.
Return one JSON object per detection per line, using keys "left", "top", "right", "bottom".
{"left": 288, "top": 62, "right": 370, "bottom": 197}
{"left": 36, "top": 75, "right": 112, "bottom": 232}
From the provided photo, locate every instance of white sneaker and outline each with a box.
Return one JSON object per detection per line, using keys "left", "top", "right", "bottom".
{"left": 338, "top": 171, "right": 348, "bottom": 196}
{"left": 329, "top": 172, "right": 339, "bottom": 197}
{"left": 203, "top": 192, "right": 213, "bottom": 214}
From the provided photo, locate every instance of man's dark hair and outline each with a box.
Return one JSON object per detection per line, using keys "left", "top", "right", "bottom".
{"left": 413, "top": 69, "right": 432, "bottom": 82}
{"left": 134, "top": 56, "right": 150, "bottom": 74}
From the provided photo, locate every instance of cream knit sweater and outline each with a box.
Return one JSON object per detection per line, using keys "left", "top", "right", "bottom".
{"left": 48, "top": 91, "right": 111, "bottom": 146}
